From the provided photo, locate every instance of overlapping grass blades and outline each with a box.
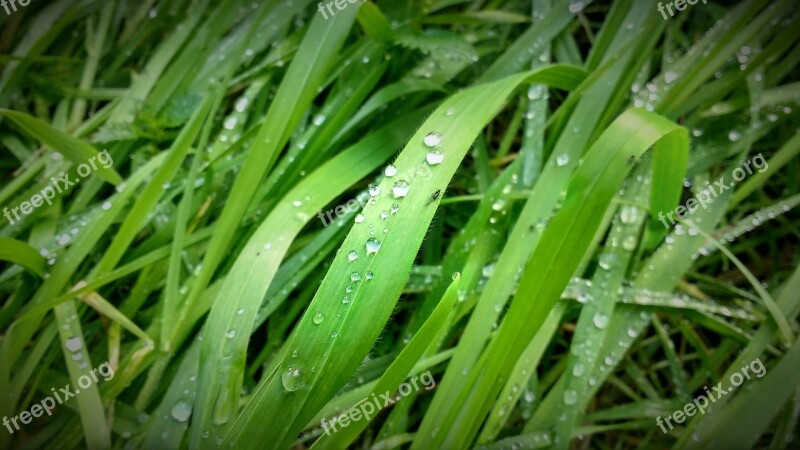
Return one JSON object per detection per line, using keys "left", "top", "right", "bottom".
{"left": 0, "top": 0, "right": 798, "bottom": 449}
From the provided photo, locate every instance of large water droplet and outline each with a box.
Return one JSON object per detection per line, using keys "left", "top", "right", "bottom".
{"left": 598, "top": 252, "right": 616, "bottom": 270}
{"left": 385, "top": 164, "right": 398, "bottom": 177}
{"left": 426, "top": 148, "right": 444, "bottom": 165}
{"left": 281, "top": 367, "right": 304, "bottom": 392}
{"left": 366, "top": 238, "right": 382, "bottom": 254}
{"left": 65, "top": 337, "right": 82, "bottom": 352}
{"left": 348, "top": 251, "right": 358, "bottom": 262}
{"left": 350, "top": 272, "right": 361, "bottom": 282}
{"left": 354, "top": 214, "right": 365, "bottom": 224}
{"left": 423, "top": 132, "right": 441, "bottom": 147}
{"left": 563, "top": 389, "right": 578, "bottom": 405}
{"left": 368, "top": 184, "right": 381, "bottom": 197}
{"left": 392, "top": 180, "right": 410, "bottom": 198}
{"left": 313, "top": 312, "right": 324, "bottom": 324}
{"left": 620, "top": 205, "right": 640, "bottom": 224}
{"left": 622, "top": 235, "right": 637, "bottom": 251}
{"left": 572, "top": 363, "right": 585, "bottom": 377}
{"left": 170, "top": 401, "right": 192, "bottom": 422}
{"left": 593, "top": 312, "right": 609, "bottom": 329}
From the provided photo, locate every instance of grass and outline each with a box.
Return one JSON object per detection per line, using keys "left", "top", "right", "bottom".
{"left": 0, "top": 0, "right": 799, "bottom": 449}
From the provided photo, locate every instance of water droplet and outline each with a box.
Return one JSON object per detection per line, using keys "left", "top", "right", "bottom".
{"left": 342, "top": 295, "right": 351, "bottom": 304}
{"left": 728, "top": 130, "right": 741, "bottom": 142}
{"left": 226, "top": 329, "right": 236, "bottom": 339}
{"left": 312, "top": 114, "right": 326, "bottom": 126}
{"left": 170, "top": 401, "right": 192, "bottom": 422}
{"left": 426, "top": 148, "right": 444, "bottom": 165}
{"left": 281, "top": 366, "right": 304, "bottom": 392}
{"left": 313, "top": 312, "right": 324, "bottom": 324}
{"left": 264, "top": 243, "right": 272, "bottom": 251}
{"left": 556, "top": 154, "right": 569, "bottom": 166}
{"left": 101, "top": 201, "right": 112, "bottom": 210}
{"left": 620, "top": 205, "right": 640, "bottom": 224}
{"left": 368, "top": 184, "right": 381, "bottom": 197}
{"left": 347, "top": 251, "right": 358, "bottom": 262}
{"left": 563, "top": 389, "right": 578, "bottom": 405}
{"left": 366, "top": 238, "right": 382, "bottom": 254}
{"left": 573, "top": 363, "right": 585, "bottom": 377}
{"left": 65, "top": 337, "right": 82, "bottom": 352}
{"left": 492, "top": 199, "right": 506, "bottom": 211}
{"left": 622, "top": 235, "right": 637, "bottom": 251}
{"left": 354, "top": 214, "right": 365, "bottom": 224}
{"left": 385, "top": 164, "right": 398, "bottom": 177}
{"left": 350, "top": 272, "right": 361, "bottom": 282}
{"left": 593, "top": 312, "right": 609, "bottom": 329}
{"left": 392, "top": 180, "right": 410, "bottom": 198}
{"left": 423, "top": 132, "right": 441, "bottom": 147}
{"left": 365, "top": 270, "right": 374, "bottom": 280}
{"left": 292, "top": 200, "right": 302, "bottom": 207}
{"left": 445, "top": 107, "right": 455, "bottom": 116}
{"left": 598, "top": 252, "right": 616, "bottom": 270}
{"left": 390, "top": 203, "right": 400, "bottom": 214}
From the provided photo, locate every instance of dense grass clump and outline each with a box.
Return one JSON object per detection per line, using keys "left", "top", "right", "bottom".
{"left": 0, "top": 0, "right": 799, "bottom": 449}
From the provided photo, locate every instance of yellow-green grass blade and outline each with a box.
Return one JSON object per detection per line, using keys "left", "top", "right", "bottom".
{"left": 0, "top": 109, "right": 122, "bottom": 185}
{"left": 430, "top": 108, "right": 688, "bottom": 449}
{"left": 190, "top": 109, "right": 429, "bottom": 445}
{"left": 0, "top": 237, "right": 46, "bottom": 277}
{"left": 54, "top": 300, "right": 111, "bottom": 449}
{"left": 179, "top": 5, "right": 362, "bottom": 346}
{"left": 311, "top": 275, "right": 460, "bottom": 449}
{"left": 221, "top": 66, "right": 585, "bottom": 450}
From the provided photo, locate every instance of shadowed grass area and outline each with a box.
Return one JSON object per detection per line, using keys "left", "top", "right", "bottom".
{"left": 0, "top": 0, "right": 798, "bottom": 449}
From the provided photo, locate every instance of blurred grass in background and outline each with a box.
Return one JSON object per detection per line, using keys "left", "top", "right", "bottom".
{"left": 0, "top": 0, "right": 799, "bottom": 449}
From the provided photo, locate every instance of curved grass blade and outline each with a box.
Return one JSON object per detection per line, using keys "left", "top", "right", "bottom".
{"left": 428, "top": 108, "right": 688, "bottom": 449}
{"left": 0, "top": 237, "right": 46, "bottom": 277}
{"left": 221, "top": 66, "right": 586, "bottom": 450}
{"left": 311, "top": 274, "right": 460, "bottom": 449}
{"left": 0, "top": 109, "right": 122, "bottom": 185}
{"left": 190, "top": 109, "right": 428, "bottom": 446}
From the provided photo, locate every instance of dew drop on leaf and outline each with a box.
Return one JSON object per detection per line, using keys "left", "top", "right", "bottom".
{"left": 392, "top": 180, "right": 410, "bottom": 198}
{"left": 423, "top": 132, "right": 441, "bottom": 147}
{"left": 366, "top": 238, "right": 382, "bottom": 254}
{"left": 427, "top": 148, "right": 444, "bottom": 165}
